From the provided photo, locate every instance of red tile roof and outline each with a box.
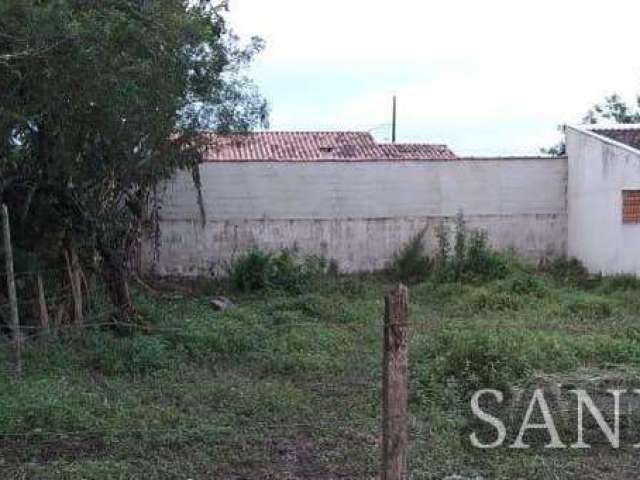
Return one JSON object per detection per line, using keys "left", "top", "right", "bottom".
{"left": 203, "top": 131, "right": 456, "bottom": 162}
{"left": 590, "top": 127, "right": 640, "bottom": 150}
{"left": 376, "top": 143, "right": 457, "bottom": 160}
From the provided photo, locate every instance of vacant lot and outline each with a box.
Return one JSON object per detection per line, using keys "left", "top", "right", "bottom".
{"left": 2, "top": 258, "right": 640, "bottom": 479}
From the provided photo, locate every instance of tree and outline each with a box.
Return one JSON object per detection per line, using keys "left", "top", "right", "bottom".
{"left": 542, "top": 94, "right": 640, "bottom": 155}
{"left": 0, "top": 0, "right": 267, "bottom": 322}
{"left": 583, "top": 94, "right": 640, "bottom": 124}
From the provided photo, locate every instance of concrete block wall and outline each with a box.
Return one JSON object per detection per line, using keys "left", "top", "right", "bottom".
{"left": 145, "top": 157, "right": 568, "bottom": 276}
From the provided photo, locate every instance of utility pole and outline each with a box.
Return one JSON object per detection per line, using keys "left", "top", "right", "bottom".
{"left": 392, "top": 95, "right": 397, "bottom": 143}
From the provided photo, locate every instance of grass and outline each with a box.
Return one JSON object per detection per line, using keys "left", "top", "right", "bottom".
{"left": 2, "top": 262, "right": 640, "bottom": 478}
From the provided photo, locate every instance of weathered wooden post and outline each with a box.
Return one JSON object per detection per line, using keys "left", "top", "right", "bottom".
{"left": 2, "top": 204, "right": 21, "bottom": 375}
{"left": 381, "top": 283, "right": 409, "bottom": 480}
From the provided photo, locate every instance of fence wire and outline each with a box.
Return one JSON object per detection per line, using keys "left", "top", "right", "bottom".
{"left": 0, "top": 267, "right": 406, "bottom": 478}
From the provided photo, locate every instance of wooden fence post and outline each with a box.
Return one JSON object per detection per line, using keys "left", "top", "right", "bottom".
{"left": 2, "top": 204, "right": 21, "bottom": 375}
{"left": 382, "top": 283, "right": 409, "bottom": 480}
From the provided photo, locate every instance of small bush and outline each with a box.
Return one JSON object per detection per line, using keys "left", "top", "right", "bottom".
{"left": 431, "top": 214, "right": 511, "bottom": 283}
{"left": 229, "top": 249, "right": 273, "bottom": 292}
{"left": 463, "top": 230, "right": 510, "bottom": 281}
{"left": 497, "top": 271, "right": 549, "bottom": 298}
{"left": 545, "top": 257, "right": 592, "bottom": 288}
{"left": 388, "top": 230, "right": 432, "bottom": 283}
{"left": 229, "top": 249, "right": 326, "bottom": 294}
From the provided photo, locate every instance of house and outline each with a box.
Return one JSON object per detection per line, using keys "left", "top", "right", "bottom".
{"left": 566, "top": 125, "right": 640, "bottom": 275}
{"left": 146, "top": 131, "right": 568, "bottom": 276}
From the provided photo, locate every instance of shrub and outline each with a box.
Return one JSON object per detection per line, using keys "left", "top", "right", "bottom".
{"left": 497, "top": 270, "right": 549, "bottom": 298}
{"left": 464, "top": 230, "right": 513, "bottom": 282}
{"left": 545, "top": 257, "right": 592, "bottom": 288}
{"left": 229, "top": 249, "right": 326, "bottom": 294}
{"left": 388, "top": 230, "right": 432, "bottom": 283}
{"left": 431, "top": 214, "right": 511, "bottom": 283}
{"left": 229, "top": 249, "right": 273, "bottom": 292}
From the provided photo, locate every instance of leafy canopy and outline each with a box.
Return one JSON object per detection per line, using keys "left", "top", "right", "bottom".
{"left": 543, "top": 94, "right": 640, "bottom": 155}
{"left": 0, "top": 0, "right": 267, "bottom": 318}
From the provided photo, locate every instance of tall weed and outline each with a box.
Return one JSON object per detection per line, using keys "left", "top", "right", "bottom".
{"left": 388, "top": 229, "right": 432, "bottom": 283}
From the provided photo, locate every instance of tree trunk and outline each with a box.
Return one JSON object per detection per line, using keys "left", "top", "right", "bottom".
{"left": 36, "top": 274, "right": 50, "bottom": 335}
{"left": 64, "top": 247, "right": 83, "bottom": 326}
{"left": 101, "top": 249, "right": 136, "bottom": 323}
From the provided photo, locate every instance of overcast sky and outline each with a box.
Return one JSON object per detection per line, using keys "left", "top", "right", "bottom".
{"left": 228, "top": 0, "right": 640, "bottom": 155}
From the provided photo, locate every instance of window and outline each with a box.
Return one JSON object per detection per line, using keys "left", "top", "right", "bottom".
{"left": 623, "top": 190, "right": 640, "bottom": 224}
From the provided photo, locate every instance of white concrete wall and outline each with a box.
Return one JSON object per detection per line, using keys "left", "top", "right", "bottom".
{"left": 567, "top": 128, "right": 640, "bottom": 275}
{"left": 147, "top": 158, "right": 568, "bottom": 276}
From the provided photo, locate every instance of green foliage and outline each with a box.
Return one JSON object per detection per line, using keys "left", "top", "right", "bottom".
{"left": 388, "top": 229, "right": 432, "bottom": 283}
{"left": 453, "top": 211, "right": 466, "bottom": 279}
{"left": 0, "top": 0, "right": 267, "bottom": 319}
{"left": 434, "top": 220, "right": 451, "bottom": 267}
{"left": 544, "top": 256, "right": 592, "bottom": 288}
{"left": 497, "top": 270, "right": 548, "bottom": 297}
{"left": 89, "top": 333, "right": 172, "bottom": 376}
{"left": 0, "top": 379, "right": 110, "bottom": 437}
{"left": 228, "top": 249, "right": 273, "bottom": 292}
{"left": 467, "top": 287, "right": 523, "bottom": 313}
{"left": 432, "top": 214, "right": 511, "bottom": 283}
{"left": 583, "top": 93, "right": 640, "bottom": 124}
{"left": 596, "top": 274, "right": 640, "bottom": 294}
{"left": 543, "top": 93, "right": 640, "bottom": 154}
{"left": 417, "top": 328, "right": 533, "bottom": 401}
{"left": 229, "top": 249, "right": 326, "bottom": 294}
{"left": 464, "top": 230, "right": 510, "bottom": 281}
{"left": 558, "top": 292, "right": 615, "bottom": 321}
{"left": 3, "top": 270, "right": 640, "bottom": 478}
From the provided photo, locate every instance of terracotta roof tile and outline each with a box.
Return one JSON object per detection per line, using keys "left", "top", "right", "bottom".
{"left": 203, "top": 131, "right": 456, "bottom": 162}
{"left": 590, "top": 127, "right": 640, "bottom": 150}
{"left": 376, "top": 143, "right": 457, "bottom": 160}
